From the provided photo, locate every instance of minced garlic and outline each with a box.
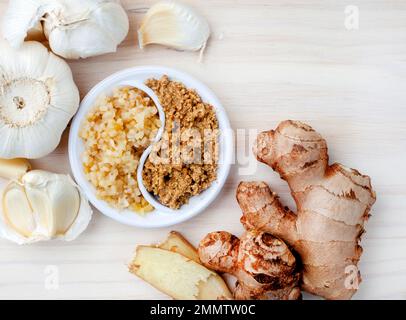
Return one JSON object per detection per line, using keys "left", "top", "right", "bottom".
{"left": 80, "top": 87, "right": 161, "bottom": 214}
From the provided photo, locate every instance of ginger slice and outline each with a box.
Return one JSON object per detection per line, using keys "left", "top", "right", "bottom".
{"left": 129, "top": 246, "right": 232, "bottom": 300}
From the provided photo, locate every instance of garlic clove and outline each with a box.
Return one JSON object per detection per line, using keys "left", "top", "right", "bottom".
{"left": 23, "top": 171, "right": 80, "bottom": 237}
{"left": 2, "top": 182, "right": 35, "bottom": 237}
{"left": 0, "top": 126, "right": 20, "bottom": 160}
{"left": 62, "top": 178, "right": 93, "bottom": 242}
{"left": 94, "top": 2, "right": 131, "bottom": 46}
{"left": 15, "top": 40, "right": 51, "bottom": 78}
{"left": 0, "top": 158, "right": 31, "bottom": 180}
{"left": 138, "top": 1, "right": 210, "bottom": 51}
{"left": 44, "top": 50, "right": 80, "bottom": 114}
{"left": 16, "top": 107, "right": 71, "bottom": 160}
{"left": 48, "top": 178, "right": 80, "bottom": 236}
{"left": 18, "top": 124, "right": 56, "bottom": 161}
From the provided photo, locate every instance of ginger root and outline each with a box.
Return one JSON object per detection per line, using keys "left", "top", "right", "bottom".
{"left": 237, "top": 120, "right": 376, "bottom": 299}
{"left": 198, "top": 230, "right": 301, "bottom": 300}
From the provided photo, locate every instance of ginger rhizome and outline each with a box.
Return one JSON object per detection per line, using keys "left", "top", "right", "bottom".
{"left": 237, "top": 120, "right": 376, "bottom": 299}
{"left": 198, "top": 230, "right": 301, "bottom": 300}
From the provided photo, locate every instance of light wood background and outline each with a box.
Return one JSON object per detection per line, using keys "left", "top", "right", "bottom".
{"left": 1, "top": 0, "right": 405, "bottom": 300}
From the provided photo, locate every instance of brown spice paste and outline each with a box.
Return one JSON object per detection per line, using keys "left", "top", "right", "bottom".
{"left": 142, "top": 76, "right": 219, "bottom": 209}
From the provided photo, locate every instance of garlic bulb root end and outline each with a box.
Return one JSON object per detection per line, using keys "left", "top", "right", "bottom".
{"left": 0, "top": 41, "right": 79, "bottom": 159}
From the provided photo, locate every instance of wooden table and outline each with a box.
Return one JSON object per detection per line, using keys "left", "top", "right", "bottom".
{"left": 0, "top": 0, "right": 405, "bottom": 299}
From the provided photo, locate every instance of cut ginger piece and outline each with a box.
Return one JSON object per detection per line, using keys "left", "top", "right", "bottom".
{"left": 158, "top": 231, "right": 200, "bottom": 263}
{"left": 129, "top": 246, "right": 232, "bottom": 300}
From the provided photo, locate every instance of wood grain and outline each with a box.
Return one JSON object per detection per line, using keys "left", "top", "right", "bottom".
{"left": 0, "top": 0, "right": 405, "bottom": 299}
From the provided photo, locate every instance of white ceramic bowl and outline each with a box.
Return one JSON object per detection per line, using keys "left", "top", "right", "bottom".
{"left": 68, "top": 66, "right": 233, "bottom": 228}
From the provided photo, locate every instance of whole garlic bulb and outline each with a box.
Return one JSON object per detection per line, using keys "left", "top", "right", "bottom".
{"left": 0, "top": 40, "right": 79, "bottom": 159}
{"left": 0, "top": 170, "right": 92, "bottom": 244}
{"left": 1, "top": 0, "right": 50, "bottom": 48}
{"left": 2, "top": 0, "right": 129, "bottom": 59}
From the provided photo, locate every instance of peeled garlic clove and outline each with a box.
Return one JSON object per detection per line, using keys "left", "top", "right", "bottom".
{"left": 43, "top": 0, "right": 129, "bottom": 59}
{"left": 0, "top": 158, "right": 31, "bottom": 180}
{"left": 0, "top": 170, "right": 92, "bottom": 244}
{"left": 0, "top": 40, "right": 79, "bottom": 159}
{"left": 138, "top": 1, "right": 210, "bottom": 51}
{"left": 2, "top": 182, "right": 35, "bottom": 237}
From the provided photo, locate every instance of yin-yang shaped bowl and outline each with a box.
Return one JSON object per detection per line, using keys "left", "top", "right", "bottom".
{"left": 69, "top": 66, "right": 233, "bottom": 228}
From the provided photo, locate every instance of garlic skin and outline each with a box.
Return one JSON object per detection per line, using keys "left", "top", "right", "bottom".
{"left": 2, "top": 0, "right": 129, "bottom": 59}
{"left": 0, "top": 170, "right": 92, "bottom": 244}
{"left": 26, "top": 22, "right": 46, "bottom": 43}
{"left": 0, "top": 40, "right": 79, "bottom": 159}
{"left": 138, "top": 1, "right": 210, "bottom": 51}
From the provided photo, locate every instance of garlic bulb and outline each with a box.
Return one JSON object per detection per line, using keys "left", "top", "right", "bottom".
{"left": 43, "top": 0, "right": 129, "bottom": 59}
{"left": 138, "top": 1, "right": 210, "bottom": 52}
{"left": 1, "top": 0, "right": 50, "bottom": 48}
{"left": 2, "top": 0, "right": 129, "bottom": 59}
{"left": 0, "top": 40, "right": 79, "bottom": 159}
{"left": 0, "top": 170, "right": 92, "bottom": 244}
